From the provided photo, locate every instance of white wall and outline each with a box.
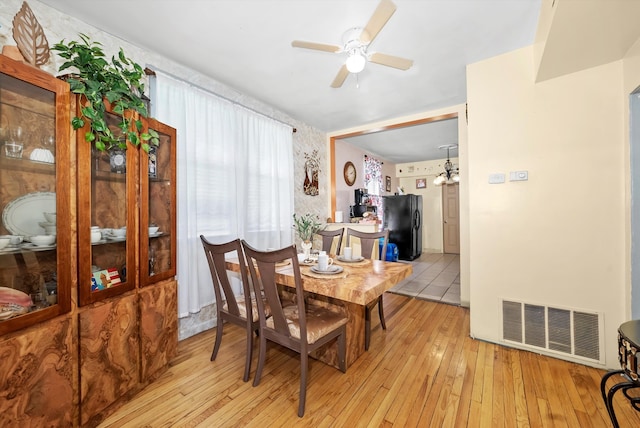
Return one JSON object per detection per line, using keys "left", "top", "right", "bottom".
{"left": 467, "top": 45, "right": 626, "bottom": 368}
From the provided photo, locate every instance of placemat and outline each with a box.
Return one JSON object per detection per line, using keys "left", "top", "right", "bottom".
{"left": 334, "top": 258, "right": 372, "bottom": 267}
{"left": 300, "top": 266, "right": 348, "bottom": 279}
{"left": 251, "top": 259, "right": 291, "bottom": 267}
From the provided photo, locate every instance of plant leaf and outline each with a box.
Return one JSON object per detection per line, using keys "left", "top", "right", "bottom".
{"left": 71, "top": 117, "right": 84, "bottom": 130}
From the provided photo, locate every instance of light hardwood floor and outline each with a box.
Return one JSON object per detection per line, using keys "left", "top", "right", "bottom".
{"left": 99, "top": 294, "right": 640, "bottom": 427}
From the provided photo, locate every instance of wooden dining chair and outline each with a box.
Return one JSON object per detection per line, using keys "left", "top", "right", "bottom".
{"left": 346, "top": 228, "right": 389, "bottom": 351}
{"left": 316, "top": 228, "right": 344, "bottom": 254}
{"left": 200, "top": 236, "right": 266, "bottom": 382}
{"left": 241, "top": 241, "right": 347, "bottom": 417}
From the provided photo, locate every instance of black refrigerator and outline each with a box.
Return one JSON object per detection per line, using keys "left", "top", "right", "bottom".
{"left": 382, "top": 195, "right": 422, "bottom": 261}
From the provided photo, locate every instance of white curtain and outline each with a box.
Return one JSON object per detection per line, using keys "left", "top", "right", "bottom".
{"left": 152, "top": 72, "right": 294, "bottom": 317}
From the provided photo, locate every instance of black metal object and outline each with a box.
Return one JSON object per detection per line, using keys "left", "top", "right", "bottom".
{"left": 601, "top": 320, "right": 640, "bottom": 427}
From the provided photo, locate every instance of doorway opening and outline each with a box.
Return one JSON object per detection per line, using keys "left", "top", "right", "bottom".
{"left": 630, "top": 89, "right": 640, "bottom": 318}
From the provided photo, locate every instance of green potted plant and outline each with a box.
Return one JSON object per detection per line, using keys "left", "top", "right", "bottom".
{"left": 52, "top": 33, "right": 158, "bottom": 152}
{"left": 293, "top": 213, "right": 323, "bottom": 260}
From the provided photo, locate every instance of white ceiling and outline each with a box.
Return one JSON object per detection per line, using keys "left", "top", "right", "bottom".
{"left": 38, "top": 0, "right": 541, "bottom": 162}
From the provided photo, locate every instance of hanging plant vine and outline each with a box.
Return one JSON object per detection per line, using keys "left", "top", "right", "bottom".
{"left": 52, "top": 33, "right": 158, "bottom": 151}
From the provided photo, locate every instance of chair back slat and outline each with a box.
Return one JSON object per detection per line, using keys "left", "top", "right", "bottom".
{"left": 346, "top": 229, "right": 389, "bottom": 260}
{"left": 317, "top": 228, "right": 344, "bottom": 254}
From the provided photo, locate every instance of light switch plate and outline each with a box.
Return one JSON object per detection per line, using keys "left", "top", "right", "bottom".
{"left": 510, "top": 171, "right": 528, "bottom": 181}
{"left": 488, "top": 173, "right": 505, "bottom": 184}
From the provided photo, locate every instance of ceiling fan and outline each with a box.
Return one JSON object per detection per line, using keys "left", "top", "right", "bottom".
{"left": 291, "top": 0, "right": 414, "bottom": 88}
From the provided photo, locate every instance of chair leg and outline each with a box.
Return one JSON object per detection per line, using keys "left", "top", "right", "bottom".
{"left": 378, "top": 295, "right": 386, "bottom": 330}
{"left": 252, "top": 333, "right": 267, "bottom": 387}
{"left": 242, "top": 327, "right": 253, "bottom": 382}
{"left": 338, "top": 330, "right": 347, "bottom": 373}
{"left": 211, "top": 317, "right": 223, "bottom": 361}
{"left": 365, "top": 305, "right": 372, "bottom": 351}
{"left": 298, "top": 353, "right": 308, "bottom": 417}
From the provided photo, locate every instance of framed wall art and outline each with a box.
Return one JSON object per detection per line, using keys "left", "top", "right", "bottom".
{"left": 416, "top": 178, "right": 427, "bottom": 189}
{"left": 385, "top": 175, "right": 391, "bottom": 192}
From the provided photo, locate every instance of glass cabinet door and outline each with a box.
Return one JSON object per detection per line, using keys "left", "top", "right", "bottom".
{"left": 77, "top": 109, "right": 137, "bottom": 306}
{"left": 0, "top": 55, "right": 71, "bottom": 334}
{"left": 140, "top": 118, "right": 176, "bottom": 286}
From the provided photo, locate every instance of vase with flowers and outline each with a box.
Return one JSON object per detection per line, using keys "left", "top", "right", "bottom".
{"left": 293, "top": 213, "right": 323, "bottom": 260}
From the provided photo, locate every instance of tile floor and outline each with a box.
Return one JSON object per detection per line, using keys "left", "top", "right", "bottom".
{"left": 388, "top": 252, "right": 460, "bottom": 305}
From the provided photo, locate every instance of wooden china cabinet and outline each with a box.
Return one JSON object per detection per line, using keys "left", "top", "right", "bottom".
{"left": 0, "top": 54, "right": 177, "bottom": 427}
{"left": 0, "top": 54, "right": 75, "bottom": 427}
{"left": 75, "top": 97, "right": 178, "bottom": 425}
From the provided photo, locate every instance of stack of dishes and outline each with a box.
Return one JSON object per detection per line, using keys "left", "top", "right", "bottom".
{"left": 2, "top": 192, "right": 56, "bottom": 242}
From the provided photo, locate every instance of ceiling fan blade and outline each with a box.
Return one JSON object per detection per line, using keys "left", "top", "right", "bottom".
{"left": 291, "top": 40, "right": 341, "bottom": 53}
{"left": 369, "top": 52, "right": 413, "bottom": 70}
{"left": 360, "top": 0, "right": 397, "bottom": 44}
{"left": 331, "top": 65, "right": 349, "bottom": 88}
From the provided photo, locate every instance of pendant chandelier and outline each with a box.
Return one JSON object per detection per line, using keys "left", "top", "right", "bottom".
{"left": 433, "top": 144, "right": 459, "bottom": 186}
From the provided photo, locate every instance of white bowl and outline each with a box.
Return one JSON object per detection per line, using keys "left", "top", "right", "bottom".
{"left": 43, "top": 212, "right": 56, "bottom": 224}
{"left": 44, "top": 225, "right": 57, "bottom": 235}
{"left": 0, "top": 237, "right": 10, "bottom": 250}
{"left": 148, "top": 226, "right": 160, "bottom": 235}
{"left": 30, "top": 235, "right": 56, "bottom": 246}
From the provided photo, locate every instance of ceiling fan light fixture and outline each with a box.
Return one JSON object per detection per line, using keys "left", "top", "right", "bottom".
{"left": 346, "top": 50, "right": 366, "bottom": 73}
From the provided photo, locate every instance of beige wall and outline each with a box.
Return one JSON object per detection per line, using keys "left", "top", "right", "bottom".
{"left": 396, "top": 158, "right": 459, "bottom": 253}
{"left": 467, "top": 45, "right": 627, "bottom": 368}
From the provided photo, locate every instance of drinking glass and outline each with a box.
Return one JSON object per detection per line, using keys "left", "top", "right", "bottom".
{"left": 4, "top": 141, "right": 23, "bottom": 159}
{"left": 10, "top": 126, "right": 24, "bottom": 142}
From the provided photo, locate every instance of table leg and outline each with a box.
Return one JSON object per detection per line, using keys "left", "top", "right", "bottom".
{"left": 601, "top": 369, "right": 636, "bottom": 428}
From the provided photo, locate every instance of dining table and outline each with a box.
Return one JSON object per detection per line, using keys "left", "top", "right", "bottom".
{"left": 226, "top": 255, "right": 413, "bottom": 368}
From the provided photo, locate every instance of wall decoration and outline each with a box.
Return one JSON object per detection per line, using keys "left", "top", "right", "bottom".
{"left": 416, "top": 178, "right": 426, "bottom": 189}
{"left": 385, "top": 175, "right": 391, "bottom": 192}
{"left": 343, "top": 161, "right": 356, "bottom": 186}
{"left": 12, "top": 2, "right": 50, "bottom": 68}
{"left": 303, "top": 149, "right": 320, "bottom": 196}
